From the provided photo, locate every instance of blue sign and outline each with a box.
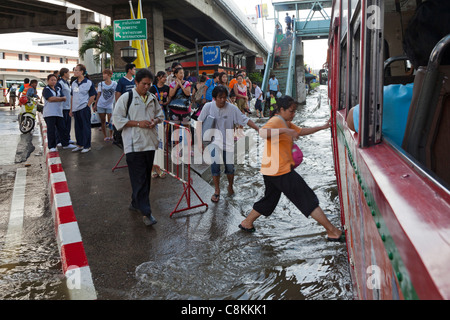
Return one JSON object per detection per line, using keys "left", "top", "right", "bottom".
{"left": 202, "top": 46, "right": 221, "bottom": 65}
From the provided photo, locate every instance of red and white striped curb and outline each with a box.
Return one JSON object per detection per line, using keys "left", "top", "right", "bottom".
{"left": 37, "top": 112, "right": 97, "bottom": 300}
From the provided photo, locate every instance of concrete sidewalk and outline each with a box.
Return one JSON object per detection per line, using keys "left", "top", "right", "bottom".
{"left": 58, "top": 125, "right": 244, "bottom": 299}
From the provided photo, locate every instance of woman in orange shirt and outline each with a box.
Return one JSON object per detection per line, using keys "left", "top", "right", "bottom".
{"left": 239, "top": 96, "right": 344, "bottom": 242}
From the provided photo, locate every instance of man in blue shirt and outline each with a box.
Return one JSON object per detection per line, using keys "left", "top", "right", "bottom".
{"left": 268, "top": 74, "right": 279, "bottom": 96}
{"left": 115, "top": 63, "right": 136, "bottom": 101}
{"left": 203, "top": 72, "right": 220, "bottom": 103}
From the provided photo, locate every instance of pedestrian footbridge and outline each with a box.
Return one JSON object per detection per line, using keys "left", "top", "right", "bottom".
{"left": 261, "top": 1, "right": 331, "bottom": 108}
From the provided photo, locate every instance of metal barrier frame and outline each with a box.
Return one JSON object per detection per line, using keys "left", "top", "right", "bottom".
{"left": 111, "top": 121, "right": 208, "bottom": 217}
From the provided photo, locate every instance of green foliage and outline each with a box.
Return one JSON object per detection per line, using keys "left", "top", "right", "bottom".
{"left": 248, "top": 72, "right": 263, "bottom": 85}
{"left": 79, "top": 25, "right": 114, "bottom": 69}
{"left": 166, "top": 44, "right": 187, "bottom": 56}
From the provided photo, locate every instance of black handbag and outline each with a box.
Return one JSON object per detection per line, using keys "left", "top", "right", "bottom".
{"left": 169, "top": 86, "right": 190, "bottom": 112}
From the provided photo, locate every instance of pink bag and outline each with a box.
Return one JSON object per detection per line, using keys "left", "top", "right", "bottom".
{"left": 292, "top": 144, "right": 303, "bottom": 168}
{"left": 276, "top": 115, "right": 304, "bottom": 168}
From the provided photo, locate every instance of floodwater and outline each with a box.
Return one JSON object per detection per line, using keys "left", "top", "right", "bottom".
{"left": 0, "top": 109, "right": 67, "bottom": 300}
{"left": 131, "top": 86, "right": 353, "bottom": 300}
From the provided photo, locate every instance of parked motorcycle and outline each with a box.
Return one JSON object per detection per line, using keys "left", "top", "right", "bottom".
{"left": 18, "top": 96, "right": 43, "bottom": 134}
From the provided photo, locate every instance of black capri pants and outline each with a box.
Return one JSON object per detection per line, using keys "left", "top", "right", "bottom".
{"left": 253, "top": 170, "right": 319, "bottom": 218}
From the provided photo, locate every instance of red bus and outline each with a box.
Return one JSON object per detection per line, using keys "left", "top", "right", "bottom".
{"left": 329, "top": 0, "right": 450, "bottom": 299}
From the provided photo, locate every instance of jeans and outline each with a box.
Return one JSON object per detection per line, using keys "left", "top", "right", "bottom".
{"left": 210, "top": 147, "right": 235, "bottom": 176}
{"left": 73, "top": 107, "right": 91, "bottom": 148}
{"left": 126, "top": 151, "right": 155, "bottom": 217}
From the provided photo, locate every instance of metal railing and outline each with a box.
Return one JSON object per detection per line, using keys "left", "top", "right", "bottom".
{"left": 261, "top": 20, "right": 282, "bottom": 114}
{"left": 285, "top": 35, "right": 297, "bottom": 97}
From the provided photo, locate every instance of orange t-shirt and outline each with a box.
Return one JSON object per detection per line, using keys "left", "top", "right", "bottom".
{"left": 228, "top": 78, "right": 247, "bottom": 91}
{"left": 260, "top": 116, "right": 302, "bottom": 176}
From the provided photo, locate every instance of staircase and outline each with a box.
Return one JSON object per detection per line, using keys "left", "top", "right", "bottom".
{"left": 269, "top": 38, "right": 291, "bottom": 95}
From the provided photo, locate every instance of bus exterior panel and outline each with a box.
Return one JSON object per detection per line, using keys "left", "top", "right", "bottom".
{"left": 330, "top": 0, "right": 450, "bottom": 300}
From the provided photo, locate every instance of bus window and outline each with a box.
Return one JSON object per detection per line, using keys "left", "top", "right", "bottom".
{"left": 339, "top": 41, "right": 347, "bottom": 110}
{"left": 350, "top": 24, "right": 361, "bottom": 112}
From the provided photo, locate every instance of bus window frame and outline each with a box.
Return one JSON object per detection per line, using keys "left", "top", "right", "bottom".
{"left": 339, "top": 38, "right": 348, "bottom": 111}
{"left": 360, "top": 0, "right": 384, "bottom": 148}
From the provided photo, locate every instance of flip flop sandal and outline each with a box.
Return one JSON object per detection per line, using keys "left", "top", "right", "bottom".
{"left": 211, "top": 194, "right": 220, "bottom": 202}
{"left": 159, "top": 171, "right": 167, "bottom": 179}
{"left": 239, "top": 224, "right": 256, "bottom": 233}
{"left": 151, "top": 171, "right": 159, "bottom": 178}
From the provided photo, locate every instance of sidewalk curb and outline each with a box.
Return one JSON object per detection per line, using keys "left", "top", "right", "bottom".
{"left": 37, "top": 112, "right": 97, "bottom": 300}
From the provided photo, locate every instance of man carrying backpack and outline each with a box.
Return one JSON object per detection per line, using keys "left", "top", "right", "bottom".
{"left": 112, "top": 68, "right": 164, "bottom": 227}
{"left": 7, "top": 84, "right": 18, "bottom": 110}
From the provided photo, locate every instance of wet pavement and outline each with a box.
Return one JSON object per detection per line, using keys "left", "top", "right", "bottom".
{"left": 0, "top": 106, "right": 68, "bottom": 299}
{"left": 59, "top": 86, "right": 353, "bottom": 300}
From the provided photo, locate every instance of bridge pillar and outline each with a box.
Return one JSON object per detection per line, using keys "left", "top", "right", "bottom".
{"left": 78, "top": 24, "right": 101, "bottom": 75}
{"left": 295, "top": 37, "right": 306, "bottom": 105}
{"left": 112, "top": 3, "right": 165, "bottom": 73}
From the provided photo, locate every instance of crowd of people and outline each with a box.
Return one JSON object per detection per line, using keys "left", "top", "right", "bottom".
{"left": 6, "top": 61, "right": 342, "bottom": 240}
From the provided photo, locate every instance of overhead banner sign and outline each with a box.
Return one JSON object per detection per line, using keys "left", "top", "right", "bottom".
{"left": 255, "top": 57, "right": 264, "bottom": 70}
{"left": 113, "top": 19, "right": 147, "bottom": 41}
{"left": 256, "top": 3, "right": 269, "bottom": 18}
{"left": 202, "top": 46, "right": 221, "bottom": 65}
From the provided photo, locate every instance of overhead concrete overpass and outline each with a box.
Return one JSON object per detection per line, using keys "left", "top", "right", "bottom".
{"left": 0, "top": 0, "right": 269, "bottom": 73}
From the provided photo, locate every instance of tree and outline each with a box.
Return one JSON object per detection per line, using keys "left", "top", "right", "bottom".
{"left": 79, "top": 25, "right": 114, "bottom": 69}
{"left": 166, "top": 44, "right": 187, "bottom": 56}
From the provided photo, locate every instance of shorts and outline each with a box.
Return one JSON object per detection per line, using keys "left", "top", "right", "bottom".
{"left": 255, "top": 100, "right": 262, "bottom": 111}
{"left": 210, "top": 146, "right": 235, "bottom": 176}
{"left": 97, "top": 106, "right": 113, "bottom": 114}
{"left": 253, "top": 170, "right": 319, "bottom": 218}
{"left": 169, "top": 108, "right": 191, "bottom": 123}
{"left": 236, "top": 98, "right": 247, "bottom": 112}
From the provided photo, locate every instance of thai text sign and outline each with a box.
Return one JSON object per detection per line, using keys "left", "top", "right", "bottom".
{"left": 202, "top": 46, "right": 221, "bottom": 65}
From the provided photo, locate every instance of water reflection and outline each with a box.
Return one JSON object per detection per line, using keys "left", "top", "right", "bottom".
{"left": 132, "top": 87, "right": 353, "bottom": 300}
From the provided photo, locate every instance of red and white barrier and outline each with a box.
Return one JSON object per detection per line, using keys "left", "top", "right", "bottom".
{"left": 111, "top": 121, "right": 208, "bottom": 217}
{"left": 160, "top": 121, "right": 208, "bottom": 217}
{"left": 37, "top": 112, "right": 97, "bottom": 300}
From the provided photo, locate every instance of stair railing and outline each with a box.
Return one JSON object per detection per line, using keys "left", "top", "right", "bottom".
{"left": 285, "top": 34, "right": 297, "bottom": 97}
{"left": 261, "top": 20, "right": 282, "bottom": 114}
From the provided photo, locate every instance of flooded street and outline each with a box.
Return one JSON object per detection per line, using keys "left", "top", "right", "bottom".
{"left": 0, "top": 108, "right": 67, "bottom": 300}
{"left": 131, "top": 86, "right": 353, "bottom": 300}
{"left": 0, "top": 86, "right": 352, "bottom": 300}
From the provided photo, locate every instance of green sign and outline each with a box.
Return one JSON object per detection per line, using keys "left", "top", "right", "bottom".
{"left": 114, "top": 19, "right": 147, "bottom": 41}
{"left": 111, "top": 72, "right": 126, "bottom": 82}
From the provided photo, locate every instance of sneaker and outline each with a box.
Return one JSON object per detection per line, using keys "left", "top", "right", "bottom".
{"left": 81, "top": 148, "right": 91, "bottom": 153}
{"left": 49, "top": 147, "right": 57, "bottom": 152}
{"left": 143, "top": 215, "right": 157, "bottom": 226}
{"left": 57, "top": 143, "right": 62, "bottom": 147}
{"left": 63, "top": 143, "right": 77, "bottom": 149}
{"left": 72, "top": 146, "right": 83, "bottom": 152}
{"left": 69, "top": 140, "right": 76, "bottom": 144}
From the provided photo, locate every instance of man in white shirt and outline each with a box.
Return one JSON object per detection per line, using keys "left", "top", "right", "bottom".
{"left": 253, "top": 82, "right": 264, "bottom": 118}
{"left": 197, "top": 86, "right": 259, "bottom": 203}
